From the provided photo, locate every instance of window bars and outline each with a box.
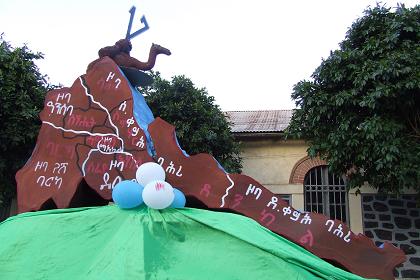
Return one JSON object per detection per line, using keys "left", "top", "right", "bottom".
{"left": 304, "top": 166, "right": 349, "bottom": 224}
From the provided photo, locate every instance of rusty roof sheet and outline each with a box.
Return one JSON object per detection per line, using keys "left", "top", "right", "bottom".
{"left": 225, "top": 110, "right": 293, "bottom": 133}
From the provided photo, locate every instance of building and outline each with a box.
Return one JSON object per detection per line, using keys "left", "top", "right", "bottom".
{"left": 226, "top": 110, "right": 420, "bottom": 279}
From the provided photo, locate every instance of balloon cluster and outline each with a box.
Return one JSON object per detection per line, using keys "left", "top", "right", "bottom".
{"left": 112, "top": 162, "right": 186, "bottom": 209}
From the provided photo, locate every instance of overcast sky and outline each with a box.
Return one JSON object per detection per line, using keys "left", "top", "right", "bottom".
{"left": 0, "top": 0, "right": 417, "bottom": 111}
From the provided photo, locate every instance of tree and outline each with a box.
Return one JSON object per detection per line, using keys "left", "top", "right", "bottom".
{"left": 287, "top": 5, "right": 419, "bottom": 195}
{"left": 143, "top": 73, "right": 242, "bottom": 173}
{"left": 0, "top": 36, "right": 52, "bottom": 207}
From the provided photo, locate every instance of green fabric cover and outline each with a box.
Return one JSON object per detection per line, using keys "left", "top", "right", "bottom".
{"left": 0, "top": 205, "right": 367, "bottom": 280}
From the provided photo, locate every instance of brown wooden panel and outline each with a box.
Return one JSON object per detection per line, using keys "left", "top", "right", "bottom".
{"left": 16, "top": 56, "right": 404, "bottom": 280}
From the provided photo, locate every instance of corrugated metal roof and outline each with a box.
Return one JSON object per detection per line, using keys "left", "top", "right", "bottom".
{"left": 225, "top": 110, "right": 293, "bottom": 133}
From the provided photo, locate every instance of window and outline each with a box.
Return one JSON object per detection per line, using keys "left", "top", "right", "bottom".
{"left": 304, "top": 166, "right": 349, "bottom": 224}
{"left": 279, "top": 194, "right": 291, "bottom": 206}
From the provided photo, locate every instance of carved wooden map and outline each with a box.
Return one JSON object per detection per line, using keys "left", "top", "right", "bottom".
{"left": 16, "top": 54, "right": 405, "bottom": 279}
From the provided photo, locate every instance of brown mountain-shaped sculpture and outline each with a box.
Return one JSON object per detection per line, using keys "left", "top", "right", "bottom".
{"left": 16, "top": 42, "right": 405, "bottom": 280}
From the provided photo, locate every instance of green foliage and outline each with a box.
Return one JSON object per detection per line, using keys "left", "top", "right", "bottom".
{"left": 0, "top": 36, "right": 51, "bottom": 206}
{"left": 143, "top": 73, "right": 242, "bottom": 173}
{"left": 287, "top": 5, "right": 420, "bottom": 194}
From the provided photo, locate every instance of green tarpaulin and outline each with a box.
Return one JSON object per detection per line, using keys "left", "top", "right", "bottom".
{"left": 0, "top": 205, "right": 367, "bottom": 280}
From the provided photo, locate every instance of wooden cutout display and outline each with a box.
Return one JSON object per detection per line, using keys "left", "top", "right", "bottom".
{"left": 16, "top": 47, "right": 405, "bottom": 280}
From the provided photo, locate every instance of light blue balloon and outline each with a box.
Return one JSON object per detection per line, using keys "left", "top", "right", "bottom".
{"left": 112, "top": 180, "right": 144, "bottom": 209}
{"left": 170, "top": 188, "right": 186, "bottom": 208}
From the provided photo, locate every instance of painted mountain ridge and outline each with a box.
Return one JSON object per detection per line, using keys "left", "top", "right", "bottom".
{"left": 16, "top": 57, "right": 404, "bottom": 280}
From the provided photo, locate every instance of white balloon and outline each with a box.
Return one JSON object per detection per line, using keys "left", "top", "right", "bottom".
{"left": 142, "top": 180, "right": 175, "bottom": 209}
{"left": 136, "top": 162, "right": 165, "bottom": 186}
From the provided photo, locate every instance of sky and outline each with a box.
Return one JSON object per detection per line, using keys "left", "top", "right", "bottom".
{"left": 0, "top": 0, "right": 418, "bottom": 111}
